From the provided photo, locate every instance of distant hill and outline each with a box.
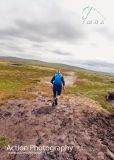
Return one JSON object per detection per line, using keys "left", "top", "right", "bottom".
{"left": 0, "top": 56, "right": 83, "bottom": 70}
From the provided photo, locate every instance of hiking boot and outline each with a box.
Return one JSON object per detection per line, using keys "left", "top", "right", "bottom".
{"left": 52, "top": 101, "right": 55, "bottom": 107}
{"left": 55, "top": 98, "right": 58, "bottom": 105}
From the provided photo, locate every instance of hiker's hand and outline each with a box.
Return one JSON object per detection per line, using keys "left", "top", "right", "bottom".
{"left": 63, "top": 86, "right": 65, "bottom": 91}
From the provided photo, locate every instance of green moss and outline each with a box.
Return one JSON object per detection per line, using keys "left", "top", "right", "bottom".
{"left": 0, "top": 136, "right": 10, "bottom": 147}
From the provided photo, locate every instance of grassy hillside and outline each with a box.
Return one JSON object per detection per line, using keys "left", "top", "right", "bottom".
{"left": 0, "top": 61, "right": 56, "bottom": 102}
{"left": 0, "top": 58, "right": 114, "bottom": 112}
{"left": 65, "top": 70, "right": 114, "bottom": 111}
{"left": 0, "top": 56, "right": 79, "bottom": 70}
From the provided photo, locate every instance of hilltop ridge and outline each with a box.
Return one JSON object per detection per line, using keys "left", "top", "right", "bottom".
{"left": 0, "top": 56, "right": 82, "bottom": 70}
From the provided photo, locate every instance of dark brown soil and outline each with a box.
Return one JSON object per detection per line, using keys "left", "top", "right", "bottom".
{"left": 0, "top": 94, "right": 114, "bottom": 160}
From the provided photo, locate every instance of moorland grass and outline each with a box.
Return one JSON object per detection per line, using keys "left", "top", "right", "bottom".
{"left": 0, "top": 62, "right": 55, "bottom": 102}
{"left": 0, "top": 61, "right": 114, "bottom": 111}
{"left": 65, "top": 70, "right": 114, "bottom": 111}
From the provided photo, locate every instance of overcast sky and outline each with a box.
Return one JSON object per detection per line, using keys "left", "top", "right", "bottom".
{"left": 0, "top": 0, "right": 114, "bottom": 71}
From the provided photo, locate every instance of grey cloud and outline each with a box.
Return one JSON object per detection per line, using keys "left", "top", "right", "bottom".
{"left": 0, "top": 25, "right": 45, "bottom": 42}
{"left": 0, "top": 14, "right": 85, "bottom": 43}
{"left": 33, "top": 44, "right": 44, "bottom": 48}
{"left": 0, "top": 0, "right": 86, "bottom": 60}
{"left": 71, "top": 60, "right": 114, "bottom": 67}
{"left": 0, "top": 29, "right": 20, "bottom": 40}
{"left": 96, "top": 27, "right": 114, "bottom": 40}
{"left": 0, "top": 42, "right": 23, "bottom": 52}
{"left": 54, "top": 50, "right": 72, "bottom": 55}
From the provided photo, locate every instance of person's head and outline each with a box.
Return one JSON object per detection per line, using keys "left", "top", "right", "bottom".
{"left": 57, "top": 69, "right": 61, "bottom": 74}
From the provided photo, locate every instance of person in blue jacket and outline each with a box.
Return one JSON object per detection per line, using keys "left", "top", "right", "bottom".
{"left": 51, "top": 70, "right": 65, "bottom": 106}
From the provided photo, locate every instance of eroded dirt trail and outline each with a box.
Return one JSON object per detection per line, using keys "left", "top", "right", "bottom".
{"left": 0, "top": 94, "right": 114, "bottom": 160}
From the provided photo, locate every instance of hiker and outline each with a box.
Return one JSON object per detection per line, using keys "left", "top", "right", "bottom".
{"left": 51, "top": 70, "right": 65, "bottom": 106}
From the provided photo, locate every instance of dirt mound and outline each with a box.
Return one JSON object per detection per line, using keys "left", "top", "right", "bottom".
{"left": 0, "top": 95, "right": 114, "bottom": 160}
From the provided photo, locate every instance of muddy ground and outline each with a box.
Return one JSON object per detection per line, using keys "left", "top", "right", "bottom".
{"left": 0, "top": 93, "right": 114, "bottom": 160}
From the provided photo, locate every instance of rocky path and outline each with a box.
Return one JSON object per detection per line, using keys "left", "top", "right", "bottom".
{"left": 0, "top": 94, "right": 114, "bottom": 160}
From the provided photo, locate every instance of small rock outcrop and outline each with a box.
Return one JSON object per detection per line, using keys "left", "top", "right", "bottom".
{"left": 106, "top": 92, "right": 114, "bottom": 101}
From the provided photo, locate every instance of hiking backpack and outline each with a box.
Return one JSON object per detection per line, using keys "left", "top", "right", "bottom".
{"left": 54, "top": 73, "right": 63, "bottom": 85}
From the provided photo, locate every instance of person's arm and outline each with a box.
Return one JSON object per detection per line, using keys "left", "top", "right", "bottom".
{"left": 61, "top": 76, "right": 65, "bottom": 86}
{"left": 51, "top": 75, "right": 55, "bottom": 84}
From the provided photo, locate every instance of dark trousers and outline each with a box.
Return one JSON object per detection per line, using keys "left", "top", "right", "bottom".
{"left": 53, "top": 85, "right": 62, "bottom": 98}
